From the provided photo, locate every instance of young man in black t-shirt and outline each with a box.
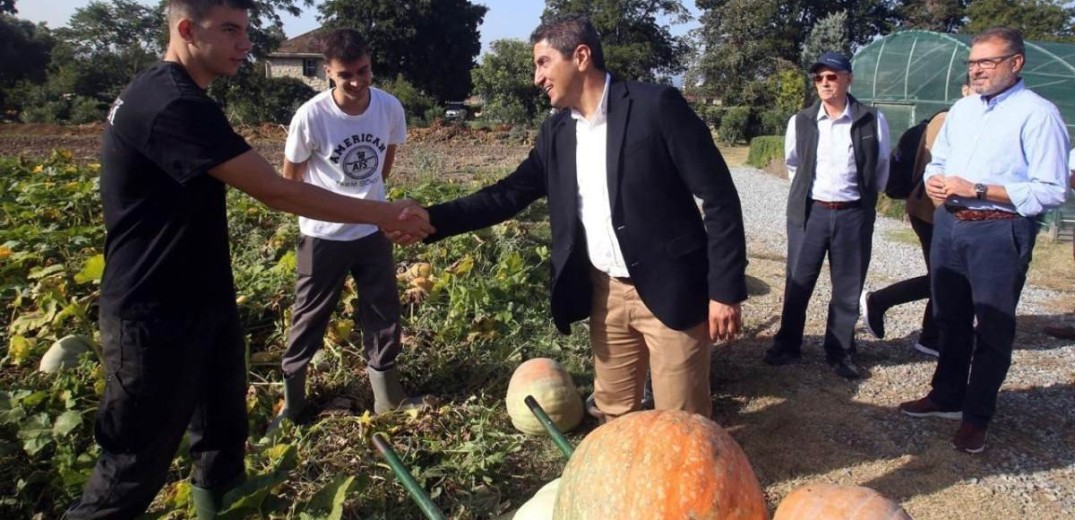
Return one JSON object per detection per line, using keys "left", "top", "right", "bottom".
{"left": 66, "top": 1, "right": 434, "bottom": 519}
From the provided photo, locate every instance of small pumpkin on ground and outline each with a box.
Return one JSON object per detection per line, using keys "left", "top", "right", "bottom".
{"left": 511, "top": 478, "right": 560, "bottom": 520}
{"left": 505, "top": 358, "right": 583, "bottom": 436}
{"left": 553, "top": 410, "right": 768, "bottom": 520}
{"left": 39, "top": 335, "right": 95, "bottom": 373}
{"left": 773, "top": 483, "right": 912, "bottom": 520}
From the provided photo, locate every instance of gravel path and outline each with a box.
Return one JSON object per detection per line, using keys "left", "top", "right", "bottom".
{"left": 725, "top": 166, "right": 1075, "bottom": 519}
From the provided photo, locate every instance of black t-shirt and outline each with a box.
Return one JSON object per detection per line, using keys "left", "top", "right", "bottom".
{"left": 99, "top": 62, "right": 251, "bottom": 318}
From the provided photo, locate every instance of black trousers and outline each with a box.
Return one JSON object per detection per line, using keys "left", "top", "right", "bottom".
{"left": 774, "top": 203, "right": 874, "bottom": 360}
{"left": 927, "top": 207, "right": 1036, "bottom": 427}
{"left": 867, "top": 215, "right": 938, "bottom": 346}
{"left": 67, "top": 305, "right": 248, "bottom": 519}
{"left": 282, "top": 232, "right": 401, "bottom": 375}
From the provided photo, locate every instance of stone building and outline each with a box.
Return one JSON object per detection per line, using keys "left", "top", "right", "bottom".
{"left": 265, "top": 29, "right": 329, "bottom": 92}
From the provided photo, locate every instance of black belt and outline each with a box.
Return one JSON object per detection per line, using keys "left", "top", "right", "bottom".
{"left": 813, "top": 199, "right": 862, "bottom": 210}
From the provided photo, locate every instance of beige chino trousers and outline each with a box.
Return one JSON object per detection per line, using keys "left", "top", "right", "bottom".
{"left": 589, "top": 269, "right": 713, "bottom": 419}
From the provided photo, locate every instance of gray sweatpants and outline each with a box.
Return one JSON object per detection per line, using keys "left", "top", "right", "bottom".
{"left": 282, "top": 232, "right": 401, "bottom": 375}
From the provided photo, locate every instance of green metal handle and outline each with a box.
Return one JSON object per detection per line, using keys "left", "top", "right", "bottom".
{"left": 371, "top": 432, "right": 447, "bottom": 520}
{"left": 524, "top": 395, "right": 574, "bottom": 459}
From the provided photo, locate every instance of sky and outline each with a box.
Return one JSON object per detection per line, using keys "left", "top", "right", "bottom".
{"left": 17, "top": 1, "right": 700, "bottom": 56}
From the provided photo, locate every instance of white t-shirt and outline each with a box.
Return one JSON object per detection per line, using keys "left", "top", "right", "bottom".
{"left": 285, "top": 87, "right": 407, "bottom": 241}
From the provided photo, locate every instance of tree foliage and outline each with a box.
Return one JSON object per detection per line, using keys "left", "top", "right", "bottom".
{"left": 696, "top": 0, "right": 894, "bottom": 104}
{"left": 801, "top": 10, "right": 850, "bottom": 69}
{"left": 319, "top": 0, "right": 487, "bottom": 102}
{"left": 471, "top": 39, "right": 549, "bottom": 125}
{"left": 1, "top": 0, "right": 16, "bottom": 15}
{"left": 0, "top": 15, "right": 53, "bottom": 94}
{"left": 963, "top": 0, "right": 1075, "bottom": 42}
{"left": 897, "top": 0, "right": 967, "bottom": 33}
{"left": 542, "top": 0, "right": 691, "bottom": 82}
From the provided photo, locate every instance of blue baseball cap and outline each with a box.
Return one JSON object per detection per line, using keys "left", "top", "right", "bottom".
{"left": 809, "top": 51, "right": 852, "bottom": 74}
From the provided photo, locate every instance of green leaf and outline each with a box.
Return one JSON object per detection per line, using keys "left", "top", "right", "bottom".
{"left": 52, "top": 410, "right": 82, "bottom": 437}
{"left": 28, "top": 264, "right": 65, "bottom": 280}
{"left": 0, "top": 406, "right": 27, "bottom": 426}
{"left": 73, "top": 254, "right": 105, "bottom": 284}
{"left": 217, "top": 471, "right": 289, "bottom": 519}
{"left": 299, "top": 475, "right": 354, "bottom": 520}
{"left": 17, "top": 413, "right": 53, "bottom": 457}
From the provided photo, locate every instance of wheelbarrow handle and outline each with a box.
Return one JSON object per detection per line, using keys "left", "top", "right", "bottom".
{"left": 524, "top": 395, "right": 574, "bottom": 459}
{"left": 372, "top": 432, "right": 447, "bottom": 520}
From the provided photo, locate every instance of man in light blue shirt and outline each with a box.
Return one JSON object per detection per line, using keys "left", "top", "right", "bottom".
{"left": 899, "top": 27, "right": 1070, "bottom": 455}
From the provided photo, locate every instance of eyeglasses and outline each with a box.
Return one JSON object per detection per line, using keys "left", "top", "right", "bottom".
{"left": 812, "top": 72, "right": 843, "bottom": 83}
{"left": 965, "top": 54, "right": 1017, "bottom": 70}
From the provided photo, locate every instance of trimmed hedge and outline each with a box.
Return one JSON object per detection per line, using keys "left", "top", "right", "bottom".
{"left": 747, "top": 135, "right": 785, "bottom": 168}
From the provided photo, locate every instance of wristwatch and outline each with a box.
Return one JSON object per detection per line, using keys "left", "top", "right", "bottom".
{"left": 974, "top": 183, "right": 987, "bottom": 200}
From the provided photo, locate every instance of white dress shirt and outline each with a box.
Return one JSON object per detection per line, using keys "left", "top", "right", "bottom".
{"left": 785, "top": 102, "right": 891, "bottom": 202}
{"left": 573, "top": 74, "right": 629, "bottom": 277}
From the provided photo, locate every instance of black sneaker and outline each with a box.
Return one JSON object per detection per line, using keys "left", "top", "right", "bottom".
{"left": 860, "top": 291, "right": 885, "bottom": 339}
{"left": 763, "top": 346, "right": 802, "bottom": 365}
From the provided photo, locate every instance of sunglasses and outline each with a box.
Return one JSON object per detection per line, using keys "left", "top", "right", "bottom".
{"left": 812, "top": 72, "right": 844, "bottom": 83}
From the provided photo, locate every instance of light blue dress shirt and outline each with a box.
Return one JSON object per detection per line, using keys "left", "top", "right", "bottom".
{"left": 924, "top": 79, "right": 1070, "bottom": 216}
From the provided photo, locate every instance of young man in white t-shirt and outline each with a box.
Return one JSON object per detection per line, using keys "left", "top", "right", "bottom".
{"left": 275, "top": 28, "right": 423, "bottom": 423}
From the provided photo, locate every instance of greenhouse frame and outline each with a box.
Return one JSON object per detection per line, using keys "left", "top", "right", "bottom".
{"left": 850, "top": 30, "right": 1075, "bottom": 138}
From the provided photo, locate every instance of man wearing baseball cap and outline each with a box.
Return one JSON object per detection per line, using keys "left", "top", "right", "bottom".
{"left": 765, "top": 51, "right": 891, "bottom": 379}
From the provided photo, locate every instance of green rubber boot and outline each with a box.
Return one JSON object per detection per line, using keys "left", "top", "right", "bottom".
{"left": 367, "top": 366, "right": 430, "bottom": 413}
{"left": 191, "top": 485, "right": 221, "bottom": 520}
{"left": 267, "top": 366, "right": 307, "bottom": 432}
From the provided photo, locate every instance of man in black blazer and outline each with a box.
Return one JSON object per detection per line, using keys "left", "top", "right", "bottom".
{"left": 414, "top": 16, "right": 746, "bottom": 420}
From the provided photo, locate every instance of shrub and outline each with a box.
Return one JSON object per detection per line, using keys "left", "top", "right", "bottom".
{"left": 718, "top": 106, "right": 751, "bottom": 145}
{"left": 379, "top": 74, "right": 436, "bottom": 127}
{"left": 746, "top": 135, "right": 785, "bottom": 169}
{"left": 226, "top": 76, "right": 315, "bottom": 125}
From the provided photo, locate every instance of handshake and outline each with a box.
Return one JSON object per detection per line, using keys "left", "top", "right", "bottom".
{"left": 379, "top": 199, "right": 434, "bottom": 246}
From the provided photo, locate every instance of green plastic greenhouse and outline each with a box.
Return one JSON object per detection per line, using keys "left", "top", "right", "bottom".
{"left": 851, "top": 30, "right": 1075, "bottom": 138}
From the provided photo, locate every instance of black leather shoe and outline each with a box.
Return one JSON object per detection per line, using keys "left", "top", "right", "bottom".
{"left": 764, "top": 346, "right": 802, "bottom": 365}
{"left": 829, "top": 358, "right": 865, "bottom": 379}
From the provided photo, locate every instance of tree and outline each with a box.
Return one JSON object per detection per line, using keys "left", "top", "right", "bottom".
{"left": 801, "top": 10, "right": 850, "bottom": 69}
{"left": 696, "top": 0, "right": 894, "bottom": 104}
{"left": 471, "top": 39, "right": 549, "bottom": 124}
{"left": 541, "top": 0, "right": 691, "bottom": 82}
{"left": 1, "top": 0, "right": 15, "bottom": 15}
{"left": 963, "top": 0, "right": 1074, "bottom": 42}
{"left": 319, "top": 0, "right": 487, "bottom": 102}
{"left": 896, "top": 0, "right": 967, "bottom": 32}
{"left": 54, "top": 0, "right": 165, "bottom": 83}
{"left": 0, "top": 16, "right": 53, "bottom": 92}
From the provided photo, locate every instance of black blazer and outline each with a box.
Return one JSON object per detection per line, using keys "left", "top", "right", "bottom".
{"left": 426, "top": 78, "right": 747, "bottom": 334}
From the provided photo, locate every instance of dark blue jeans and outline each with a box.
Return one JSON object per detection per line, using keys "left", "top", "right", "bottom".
{"left": 67, "top": 305, "right": 248, "bottom": 519}
{"left": 927, "top": 206, "right": 1036, "bottom": 427}
{"left": 774, "top": 203, "right": 874, "bottom": 360}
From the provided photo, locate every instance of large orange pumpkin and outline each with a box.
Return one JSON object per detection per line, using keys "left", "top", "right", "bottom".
{"left": 553, "top": 410, "right": 768, "bottom": 520}
{"left": 773, "top": 484, "right": 911, "bottom": 520}
{"left": 505, "top": 358, "right": 583, "bottom": 435}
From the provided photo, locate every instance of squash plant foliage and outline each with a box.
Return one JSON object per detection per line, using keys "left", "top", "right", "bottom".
{"left": 1, "top": 152, "right": 589, "bottom": 518}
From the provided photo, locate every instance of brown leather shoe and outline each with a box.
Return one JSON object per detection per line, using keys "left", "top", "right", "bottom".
{"left": 898, "top": 396, "right": 962, "bottom": 420}
{"left": 1044, "top": 325, "right": 1075, "bottom": 340}
{"left": 952, "top": 422, "right": 987, "bottom": 454}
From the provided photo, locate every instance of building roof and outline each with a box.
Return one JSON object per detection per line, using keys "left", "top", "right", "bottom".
{"left": 269, "top": 28, "right": 326, "bottom": 57}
